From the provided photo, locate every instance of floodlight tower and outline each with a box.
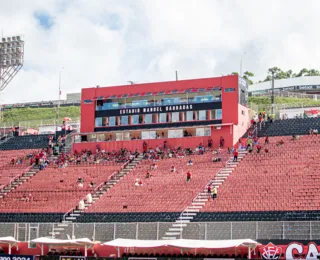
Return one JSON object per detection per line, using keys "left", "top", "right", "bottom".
{"left": 0, "top": 35, "right": 25, "bottom": 91}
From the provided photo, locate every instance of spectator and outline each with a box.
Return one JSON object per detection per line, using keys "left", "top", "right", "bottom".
{"left": 212, "top": 157, "right": 221, "bottom": 162}
{"left": 256, "top": 144, "right": 261, "bottom": 153}
{"left": 171, "top": 166, "right": 176, "bottom": 172}
{"left": 208, "top": 138, "right": 213, "bottom": 149}
{"left": 146, "top": 172, "right": 152, "bottom": 179}
{"left": 86, "top": 193, "right": 92, "bottom": 204}
{"left": 246, "top": 139, "right": 252, "bottom": 151}
{"left": 253, "top": 136, "right": 258, "bottom": 146}
{"left": 212, "top": 187, "right": 217, "bottom": 199}
{"left": 233, "top": 149, "right": 238, "bottom": 162}
{"left": 310, "top": 128, "right": 313, "bottom": 136}
{"left": 187, "top": 159, "right": 193, "bottom": 166}
{"left": 265, "top": 148, "right": 269, "bottom": 153}
{"left": 135, "top": 178, "right": 142, "bottom": 187}
{"left": 265, "top": 134, "right": 269, "bottom": 145}
{"left": 291, "top": 135, "right": 300, "bottom": 141}
{"left": 276, "top": 140, "right": 284, "bottom": 146}
{"left": 143, "top": 141, "right": 148, "bottom": 154}
{"left": 163, "top": 139, "right": 168, "bottom": 149}
{"left": 207, "top": 185, "right": 212, "bottom": 194}
{"left": 313, "top": 129, "right": 318, "bottom": 135}
{"left": 219, "top": 136, "right": 225, "bottom": 148}
{"left": 186, "top": 171, "right": 191, "bottom": 182}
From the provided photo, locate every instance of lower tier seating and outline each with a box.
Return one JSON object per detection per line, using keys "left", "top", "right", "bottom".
{"left": 0, "top": 135, "right": 53, "bottom": 150}
{"left": 258, "top": 117, "right": 320, "bottom": 137}
{"left": 0, "top": 164, "right": 122, "bottom": 213}
{"left": 0, "top": 210, "right": 320, "bottom": 222}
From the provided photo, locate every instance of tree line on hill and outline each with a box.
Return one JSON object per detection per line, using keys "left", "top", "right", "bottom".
{"left": 231, "top": 67, "right": 320, "bottom": 85}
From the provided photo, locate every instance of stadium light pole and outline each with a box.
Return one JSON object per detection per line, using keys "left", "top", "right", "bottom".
{"left": 0, "top": 35, "right": 25, "bottom": 91}
{"left": 271, "top": 71, "right": 275, "bottom": 115}
{"left": 240, "top": 52, "right": 246, "bottom": 77}
{"left": 55, "top": 68, "right": 63, "bottom": 135}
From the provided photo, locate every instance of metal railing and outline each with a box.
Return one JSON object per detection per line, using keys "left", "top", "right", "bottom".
{"left": 3, "top": 221, "right": 320, "bottom": 242}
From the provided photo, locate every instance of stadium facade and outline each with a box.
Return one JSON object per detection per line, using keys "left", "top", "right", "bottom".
{"left": 73, "top": 75, "right": 250, "bottom": 152}
{"left": 249, "top": 76, "right": 320, "bottom": 96}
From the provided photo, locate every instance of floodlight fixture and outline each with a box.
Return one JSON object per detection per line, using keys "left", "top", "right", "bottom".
{"left": 0, "top": 35, "right": 24, "bottom": 91}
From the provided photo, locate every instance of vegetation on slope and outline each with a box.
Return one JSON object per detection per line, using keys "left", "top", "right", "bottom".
{"left": 2, "top": 106, "right": 80, "bottom": 124}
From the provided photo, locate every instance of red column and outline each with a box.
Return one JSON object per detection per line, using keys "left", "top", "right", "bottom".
{"left": 207, "top": 110, "right": 211, "bottom": 120}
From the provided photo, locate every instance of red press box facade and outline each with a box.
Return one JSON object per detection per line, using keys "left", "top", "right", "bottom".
{"left": 73, "top": 75, "right": 250, "bottom": 152}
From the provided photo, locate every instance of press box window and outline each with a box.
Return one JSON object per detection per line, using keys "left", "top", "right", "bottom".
{"left": 225, "top": 88, "right": 235, "bottom": 92}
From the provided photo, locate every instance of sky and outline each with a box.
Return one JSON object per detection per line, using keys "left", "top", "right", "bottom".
{"left": 1, "top": 0, "right": 320, "bottom": 104}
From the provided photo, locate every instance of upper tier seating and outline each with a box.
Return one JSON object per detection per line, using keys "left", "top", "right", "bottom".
{"left": 0, "top": 135, "right": 53, "bottom": 150}
{"left": 0, "top": 164, "right": 123, "bottom": 213}
{"left": 85, "top": 152, "right": 229, "bottom": 214}
{"left": 0, "top": 150, "right": 38, "bottom": 188}
{"left": 200, "top": 135, "right": 320, "bottom": 214}
{"left": 258, "top": 118, "right": 320, "bottom": 137}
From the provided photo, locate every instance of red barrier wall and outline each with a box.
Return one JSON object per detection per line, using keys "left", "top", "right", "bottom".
{"left": 73, "top": 125, "right": 234, "bottom": 153}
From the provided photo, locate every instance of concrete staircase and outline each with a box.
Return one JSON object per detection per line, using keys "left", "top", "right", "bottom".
{"left": 47, "top": 154, "right": 143, "bottom": 238}
{"left": 61, "top": 133, "right": 73, "bottom": 154}
{"left": 162, "top": 150, "right": 247, "bottom": 240}
{"left": 0, "top": 167, "right": 40, "bottom": 199}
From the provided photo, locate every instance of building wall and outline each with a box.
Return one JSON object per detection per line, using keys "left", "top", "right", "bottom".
{"left": 232, "top": 104, "right": 251, "bottom": 145}
{"left": 80, "top": 76, "right": 239, "bottom": 133}
{"left": 249, "top": 76, "right": 320, "bottom": 93}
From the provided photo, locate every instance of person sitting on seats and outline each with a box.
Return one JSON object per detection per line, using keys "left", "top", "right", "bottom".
{"left": 212, "top": 157, "right": 221, "bottom": 162}
{"left": 276, "top": 140, "right": 284, "bottom": 146}
{"left": 171, "top": 166, "right": 176, "bottom": 172}
{"left": 187, "top": 159, "right": 193, "bottom": 166}
{"left": 146, "top": 171, "right": 152, "bottom": 179}
{"left": 291, "top": 135, "right": 300, "bottom": 141}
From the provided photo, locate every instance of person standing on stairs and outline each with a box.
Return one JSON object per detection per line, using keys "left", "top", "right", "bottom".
{"left": 212, "top": 187, "right": 217, "bottom": 199}
{"left": 233, "top": 149, "right": 238, "bottom": 162}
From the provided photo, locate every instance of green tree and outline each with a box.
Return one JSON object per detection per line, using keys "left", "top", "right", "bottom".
{"left": 296, "top": 68, "right": 309, "bottom": 77}
{"left": 243, "top": 71, "right": 254, "bottom": 85}
{"left": 231, "top": 72, "right": 239, "bottom": 75}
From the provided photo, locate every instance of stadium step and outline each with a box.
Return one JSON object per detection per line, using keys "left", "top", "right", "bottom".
{"left": 168, "top": 228, "right": 183, "bottom": 232}
{"left": 172, "top": 223, "right": 187, "bottom": 227}
{"left": 161, "top": 151, "right": 249, "bottom": 240}
{"left": 165, "top": 232, "right": 181, "bottom": 236}
{"left": 162, "top": 237, "right": 177, "bottom": 240}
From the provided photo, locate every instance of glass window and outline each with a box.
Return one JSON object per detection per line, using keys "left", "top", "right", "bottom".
{"left": 145, "top": 114, "right": 152, "bottom": 124}
{"left": 116, "top": 133, "right": 123, "bottom": 141}
{"left": 168, "top": 129, "right": 183, "bottom": 138}
{"left": 172, "top": 112, "right": 179, "bottom": 122}
{"left": 132, "top": 115, "right": 139, "bottom": 125}
{"left": 186, "top": 111, "right": 194, "bottom": 121}
{"left": 196, "top": 128, "right": 205, "bottom": 136}
{"left": 74, "top": 135, "right": 81, "bottom": 143}
{"left": 95, "top": 117, "right": 102, "bottom": 127}
{"left": 87, "top": 134, "right": 96, "bottom": 142}
{"left": 216, "top": 109, "right": 222, "bottom": 119}
{"left": 97, "top": 134, "right": 105, "bottom": 142}
{"left": 225, "top": 88, "right": 235, "bottom": 92}
{"left": 121, "top": 116, "right": 128, "bottom": 125}
{"left": 198, "top": 110, "right": 207, "bottom": 120}
{"left": 159, "top": 113, "right": 167, "bottom": 123}
{"left": 204, "top": 127, "right": 211, "bottom": 136}
{"left": 123, "top": 132, "right": 130, "bottom": 140}
{"left": 109, "top": 117, "right": 116, "bottom": 126}
{"left": 141, "top": 131, "right": 149, "bottom": 140}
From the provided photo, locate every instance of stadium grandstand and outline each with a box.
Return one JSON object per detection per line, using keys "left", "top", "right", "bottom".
{"left": 1, "top": 73, "right": 320, "bottom": 259}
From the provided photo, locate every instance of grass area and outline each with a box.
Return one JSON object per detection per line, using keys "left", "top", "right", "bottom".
{"left": 249, "top": 96, "right": 320, "bottom": 111}
{"left": 2, "top": 106, "right": 80, "bottom": 125}
{"left": 1, "top": 96, "right": 320, "bottom": 125}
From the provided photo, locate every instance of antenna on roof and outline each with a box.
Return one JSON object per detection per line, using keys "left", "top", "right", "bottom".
{"left": 175, "top": 71, "right": 178, "bottom": 81}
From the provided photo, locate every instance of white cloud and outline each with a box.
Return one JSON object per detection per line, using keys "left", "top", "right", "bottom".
{"left": 0, "top": 0, "right": 320, "bottom": 103}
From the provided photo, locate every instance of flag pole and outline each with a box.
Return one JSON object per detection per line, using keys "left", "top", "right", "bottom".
{"left": 55, "top": 70, "right": 62, "bottom": 139}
